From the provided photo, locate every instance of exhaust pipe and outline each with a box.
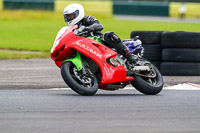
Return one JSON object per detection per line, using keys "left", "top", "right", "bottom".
{"left": 133, "top": 66, "right": 150, "bottom": 71}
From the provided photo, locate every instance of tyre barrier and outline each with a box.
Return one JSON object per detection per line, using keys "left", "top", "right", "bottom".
{"left": 162, "top": 48, "right": 200, "bottom": 62}
{"left": 160, "top": 62, "right": 200, "bottom": 76}
{"left": 131, "top": 31, "right": 163, "bottom": 44}
{"left": 143, "top": 45, "right": 162, "bottom": 62}
{"left": 161, "top": 31, "right": 200, "bottom": 48}
{"left": 130, "top": 30, "right": 200, "bottom": 75}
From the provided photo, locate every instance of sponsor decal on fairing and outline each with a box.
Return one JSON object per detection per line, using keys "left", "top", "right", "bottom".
{"left": 75, "top": 40, "right": 102, "bottom": 59}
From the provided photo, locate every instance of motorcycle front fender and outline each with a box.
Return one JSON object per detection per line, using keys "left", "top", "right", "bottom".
{"left": 62, "top": 52, "right": 83, "bottom": 71}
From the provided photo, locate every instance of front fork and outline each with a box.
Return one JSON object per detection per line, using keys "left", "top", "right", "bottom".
{"left": 62, "top": 36, "right": 103, "bottom": 72}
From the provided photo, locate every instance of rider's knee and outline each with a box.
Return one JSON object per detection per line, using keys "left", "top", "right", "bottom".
{"left": 103, "top": 32, "right": 121, "bottom": 46}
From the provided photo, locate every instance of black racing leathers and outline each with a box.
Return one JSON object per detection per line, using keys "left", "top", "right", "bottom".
{"left": 79, "top": 16, "right": 137, "bottom": 64}
{"left": 79, "top": 16, "right": 104, "bottom": 37}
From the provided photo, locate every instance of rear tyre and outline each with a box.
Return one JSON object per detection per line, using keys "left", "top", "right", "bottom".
{"left": 61, "top": 62, "right": 98, "bottom": 96}
{"left": 131, "top": 61, "right": 163, "bottom": 95}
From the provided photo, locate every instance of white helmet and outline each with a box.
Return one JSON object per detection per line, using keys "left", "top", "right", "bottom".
{"left": 63, "top": 4, "right": 85, "bottom": 26}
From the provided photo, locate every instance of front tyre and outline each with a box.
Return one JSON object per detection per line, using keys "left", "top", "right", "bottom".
{"left": 61, "top": 62, "right": 98, "bottom": 96}
{"left": 131, "top": 63, "right": 163, "bottom": 95}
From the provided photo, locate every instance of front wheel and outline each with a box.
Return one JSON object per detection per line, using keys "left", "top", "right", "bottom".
{"left": 61, "top": 62, "right": 98, "bottom": 96}
{"left": 131, "top": 61, "right": 163, "bottom": 95}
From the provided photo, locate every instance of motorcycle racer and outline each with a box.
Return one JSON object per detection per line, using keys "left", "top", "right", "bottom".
{"left": 63, "top": 3, "right": 138, "bottom": 64}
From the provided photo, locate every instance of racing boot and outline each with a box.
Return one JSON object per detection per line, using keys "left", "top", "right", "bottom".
{"left": 124, "top": 49, "right": 138, "bottom": 64}
{"left": 114, "top": 41, "right": 138, "bottom": 64}
{"left": 116, "top": 42, "right": 138, "bottom": 64}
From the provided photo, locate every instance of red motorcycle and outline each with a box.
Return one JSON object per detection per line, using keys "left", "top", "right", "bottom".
{"left": 51, "top": 25, "right": 163, "bottom": 96}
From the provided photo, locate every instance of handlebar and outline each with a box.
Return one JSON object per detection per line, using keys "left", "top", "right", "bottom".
{"left": 76, "top": 31, "right": 89, "bottom": 36}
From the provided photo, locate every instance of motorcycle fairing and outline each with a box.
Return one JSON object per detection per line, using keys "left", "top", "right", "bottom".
{"left": 51, "top": 26, "right": 134, "bottom": 87}
{"left": 70, "top": 37, "right": 134, "bottom": 86}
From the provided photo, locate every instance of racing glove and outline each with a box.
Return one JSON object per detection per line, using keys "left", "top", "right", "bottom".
{"left": 82, "top": 26, "right": 94, "bottom": 32}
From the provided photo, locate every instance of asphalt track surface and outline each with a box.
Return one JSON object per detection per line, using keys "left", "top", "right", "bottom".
{"left": 0, "top": 59, "right": 200, "bottom": 133}
{"left": 0, "top": 58, "right": 199, "bottom": 89}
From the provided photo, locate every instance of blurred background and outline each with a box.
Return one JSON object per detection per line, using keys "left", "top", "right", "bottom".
{"left": 0, "top": 0, "right": 200, "bottom": 59}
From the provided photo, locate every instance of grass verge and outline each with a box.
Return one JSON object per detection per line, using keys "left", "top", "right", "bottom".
{"left": 0, "top": 49, "right": 49, "bottom": 59}
{"left": 0, "top": 5, "right": 200, "bottom": 59}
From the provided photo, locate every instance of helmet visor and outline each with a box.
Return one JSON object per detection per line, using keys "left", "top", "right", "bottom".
{"left": 64, "top": 10, "right": 80, "bottom": 24}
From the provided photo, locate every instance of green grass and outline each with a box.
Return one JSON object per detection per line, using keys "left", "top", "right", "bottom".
{"left": 101, "top": 18, "right": 200, "bottom": 39}
{"left": 0, "top": 18, "right": 64, "bottom": 51}
{"left": 0, "top": 9, "right": 200, "bottom": 59}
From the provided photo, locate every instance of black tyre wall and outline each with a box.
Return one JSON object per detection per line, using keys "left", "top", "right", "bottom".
{"left": 131, "top": 31, "right": 163, "bottom": 44}
{"left": 162, "top": 48, "right": 200, "bottom": 62}
{"left": 143, "top": 45, "right": 162, "bottom": 62}
{"left": 130, "top": 30, "right": 200, "bottom": 76}
{"left": 160, "top": 62, "right": 200, "bottom": 76}
{"left": 161, "top": 31, "right": 200, "bottom": 48}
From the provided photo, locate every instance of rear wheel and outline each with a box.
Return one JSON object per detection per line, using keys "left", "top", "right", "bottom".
{"left": 131, "top": 59, "right": 163, "bottom": 95}
{"left": 61, "top": 62, "right": 98, "bottom": 96}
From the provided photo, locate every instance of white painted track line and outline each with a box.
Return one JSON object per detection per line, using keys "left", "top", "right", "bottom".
{"left": 48, "top": 83, "right": 200, "bottom": 91}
